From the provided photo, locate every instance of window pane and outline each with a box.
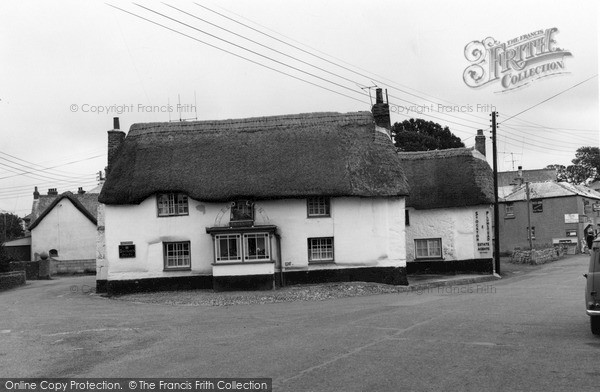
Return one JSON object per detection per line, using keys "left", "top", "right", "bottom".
{"left": 216, "top": 235, "right": 241, "bottom": 262}
{"left": 164, "top": 242, "right": 190, "bottom": 268}
{"left": 244, "top": 233, "right": 269, "bottom": 260}
{"left": 308, "top": 197, "right": 330, "bottom": 216}
{"left": 415, "top": 239, "right": 441, "bottom": 258}
{"left": 308, "top": 237, "right": 333, "bottom": 261}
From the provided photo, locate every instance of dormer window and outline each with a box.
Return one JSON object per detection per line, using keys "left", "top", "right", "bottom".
{"left": 157, "top": 193, "right": 189, "bottom": 217}
{"left": 230, "top": 200, "right": 254, "bottom": 227}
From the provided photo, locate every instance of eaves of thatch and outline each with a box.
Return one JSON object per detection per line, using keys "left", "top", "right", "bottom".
{"left": 397, "top": 148, "right": 494, "bottom": 210}
{"left": 99, "top": 111, "right": 409, "bottom": 205}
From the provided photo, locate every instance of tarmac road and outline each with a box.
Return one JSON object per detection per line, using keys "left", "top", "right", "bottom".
{"left": 1, "top": 254, "right": 599, "bottom": 392}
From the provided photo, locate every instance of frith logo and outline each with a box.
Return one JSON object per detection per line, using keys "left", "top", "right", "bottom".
{"left": 463, "top": 28, "right": 572, "bottom": 92}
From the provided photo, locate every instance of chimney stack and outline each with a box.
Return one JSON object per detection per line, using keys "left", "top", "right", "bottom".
{"left": 517, "top": 166, "right": 524, "bottom": 185}
{"left": 78, "top": 187, "right": 86, "bottom": 195}
{"left": 107, "top": 117, "right": 126, "bottom": 177}
{"left": 371, "top": 88, "right": 391, "bottom": 130}
{"left": 47, "top": 188, "right": 58, "bottom": 196}
{"left": 475, "top": 129, "right": 486, "bottom": 156}
{"left": 33, "top": 186, "right": 39, "bottom": 200}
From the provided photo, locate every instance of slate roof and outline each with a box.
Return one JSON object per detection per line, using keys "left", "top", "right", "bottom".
{"left": 501, "top": 181, "right": 600, "bottom": 202}
{"left": 99, "top": 111, "right": 410, "bottom": 205}
{"left": 397, "top": 148, "right": 494, "bottom": 210}
{"left": 497, "top": 168, "right": 557, "bottom": 187}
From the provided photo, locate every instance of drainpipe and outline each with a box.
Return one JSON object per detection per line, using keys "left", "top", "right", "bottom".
{"left": 275, "top": 233, "right": 284, "bottom": 288}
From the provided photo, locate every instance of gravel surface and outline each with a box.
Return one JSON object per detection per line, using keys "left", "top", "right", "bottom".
{"left": 111, "top": 281, "right": 418, "bottom": 306}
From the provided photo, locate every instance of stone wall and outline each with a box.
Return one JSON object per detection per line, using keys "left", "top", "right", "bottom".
{"left": 510, "top": 247, "right": 565, "bottom": 265}
{"left": 50, "top": 259, "right": 96, "bottom": 275}
{"left": 0, "top": 271, "right": 26, "bottom": 291}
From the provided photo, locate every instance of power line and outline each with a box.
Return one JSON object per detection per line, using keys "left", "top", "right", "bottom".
{"left": 501, "top": 74, "right": 598, "bottom": 124}
{"left": 194, "top": 1, "right": 491, "bottom": 125}
{"left": 133, "top": 3, "right": 370, "bottom": 101}
{"left": 128, "top": 4, "right": 489, "bottom": 134}
{"left": 0, "top": 152, "right": 103, "bottom": 181}
{"left": 107, "top": 3, "right": 370, "bottom": 107}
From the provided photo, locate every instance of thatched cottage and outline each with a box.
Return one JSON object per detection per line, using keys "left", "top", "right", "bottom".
{"left": 97, "top": 92, "right": 410, "bottom": 293}
{"left": 398, "top": 147, "right": 495, "bottom": 274}
{"left": 29, "top": 187, "right": 101, "bottom": 270}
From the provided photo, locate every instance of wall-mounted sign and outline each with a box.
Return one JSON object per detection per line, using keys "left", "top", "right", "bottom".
{"left": 564, "top": 214, "right": 579, "bottom": 224}
{"left": 119, "top": 244, "right": 136, "bottom": 258}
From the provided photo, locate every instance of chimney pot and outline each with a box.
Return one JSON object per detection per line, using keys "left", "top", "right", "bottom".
{"left": 113, "top": 117, "right": 120, "bottom": 130}
{"left": 475, "top": 129, "right": 486, "bottom": 156}
{"left": 375, "top": 88, "right": 383, "bottom": 104}
{"left": 371, "top": 88, "right": 391, "bottom": 131}
{"left": 78, "top": 187, "right": 85, "bottom": 195}
{"left": 33, "top": 186, "right": 40, "bottom": 200}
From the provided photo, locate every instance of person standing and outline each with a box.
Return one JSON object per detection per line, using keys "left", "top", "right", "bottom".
{"left": 586, "top": 228, "right": 595, "bottom": 254}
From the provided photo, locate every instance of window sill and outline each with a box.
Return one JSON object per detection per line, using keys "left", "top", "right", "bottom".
{"left": 307, "top": 215, "right": 331, "bottom": 219}
{"left": 504, "top": 215, "right": 515, "bottom": 219}
{"left": 164, "top": 267, "right": 192, "bottom": 271}
{"left": 413, "top": 258, "right": 444, "bottom": 262}
{"left": 157, "top": 214, "right": 189, "bottom": 218}
{"left": 308, "top": 260, "right": 335, "bottom": 265}
{"left": 212, "top": 260, "right": 274, "bottom": 266}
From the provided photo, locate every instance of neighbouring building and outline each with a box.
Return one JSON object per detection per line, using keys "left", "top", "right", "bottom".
{"left": 499, "top": 180, "right": 600, "bottom": 254}
{"left": 2, "top": 236, "right": 31, "bottom": 261}
{"left": 397, "top": 147, "right": 495, "bottom": 274}
{"left": 498, "top": 166, "right": 557, "bottom": 199}
{"left": 97, "top": 91, "right": 410, "bottom": 293}
{"left": 28, "top": 185, "right": 102, "bottom": 273}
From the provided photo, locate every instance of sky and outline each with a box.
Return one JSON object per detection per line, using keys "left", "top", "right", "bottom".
{"left": 0, "top": 0, "right": 598, "bottom": 217}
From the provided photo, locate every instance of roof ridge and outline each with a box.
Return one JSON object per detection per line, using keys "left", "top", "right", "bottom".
{"left": 128, "top": 111, "right": 374, "bottom": 136}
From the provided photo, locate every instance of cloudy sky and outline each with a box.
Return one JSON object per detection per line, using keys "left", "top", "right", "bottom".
{"left": 0, "top": 0, "right": 598, "bottom": 216}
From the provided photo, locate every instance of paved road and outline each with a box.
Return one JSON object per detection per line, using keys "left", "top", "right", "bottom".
{"left": 1, "top": 254, "right": 599, "bottom": 391}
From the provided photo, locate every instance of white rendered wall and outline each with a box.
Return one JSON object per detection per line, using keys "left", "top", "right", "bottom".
{"left": 406, "top": 206, "right": 493, "bottom": 262}
{"left": 104, "top": 196, "right": 406, "bottom": 281}
{"left": 31, "top": 198, "right": 97, "bottom": 261}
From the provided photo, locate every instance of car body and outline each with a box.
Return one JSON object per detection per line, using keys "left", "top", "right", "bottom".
{"left": 585, "top": 238, "right": 600, "bottom": 335}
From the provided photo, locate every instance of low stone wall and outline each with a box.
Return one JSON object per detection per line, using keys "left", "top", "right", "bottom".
{"left": 0, "top": 271, "right": 26, "bottom": 291}
{"left": 50, "top": 259, "right": 96, "bottom": 275}
{"left": 9, "top": 261, "right": 40, "bottom": 280}
{"left": 510, "top": 247, "right": 565, "bottom": 265}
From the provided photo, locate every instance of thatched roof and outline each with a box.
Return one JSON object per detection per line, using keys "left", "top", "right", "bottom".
{"left": 99, "top": 112, "right": 409, "bottom": 205}
{"left": 29, "top": 192, "right": 98, "bottom": 230}
{"left": 397, "top": 148, "right": 494, "bottom": 210}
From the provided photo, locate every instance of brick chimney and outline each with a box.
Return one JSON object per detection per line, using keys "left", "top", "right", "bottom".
{"left": 78, "top": 187, "right": 86, "bottom": 195}
{"left": 107, "top": 117, "right": 125, "bottom": 177}
{"left": 47, "top": 188, "right": 58, "bottom": 196}
{"left": 33, "top": 186, "right": 40, "bottom": 200}
{"left": 371, "top": 88, "right": 391, "bottom": 130}
{"left": 475, "top": 129, "right": 486, "bottom": 156}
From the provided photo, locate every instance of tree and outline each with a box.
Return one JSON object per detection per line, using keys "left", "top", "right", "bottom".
{"left": 546, "top": 146, "right": 600, "bottom": 185}
{"left": 391, "top": 119, "right": 465, "bottom": 151}
{"left": 572, "top": 146, "right": 600, "bottom": 182}
{"left": 0, "top": 212, "right": 24, "bottom": 243}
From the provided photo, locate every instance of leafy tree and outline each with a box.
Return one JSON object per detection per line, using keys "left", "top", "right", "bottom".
{"left": 392, "top": 119, "right": 465, "bottom": 151}
{"left": 572, "top": 146, "right": 600, "bottom": 182}
{"left": 546, "top": 146, "right": 600, "bottom": 185}
{"left": 0, "top": 212, "right": 24, "bottom": 243}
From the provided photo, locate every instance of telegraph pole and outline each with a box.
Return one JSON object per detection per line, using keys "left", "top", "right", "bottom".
{"left": 491, "top": 111, "right": 501, "bottom": 274}
{"left": 526, "top": 181, "right": 533, "bottom": 250}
